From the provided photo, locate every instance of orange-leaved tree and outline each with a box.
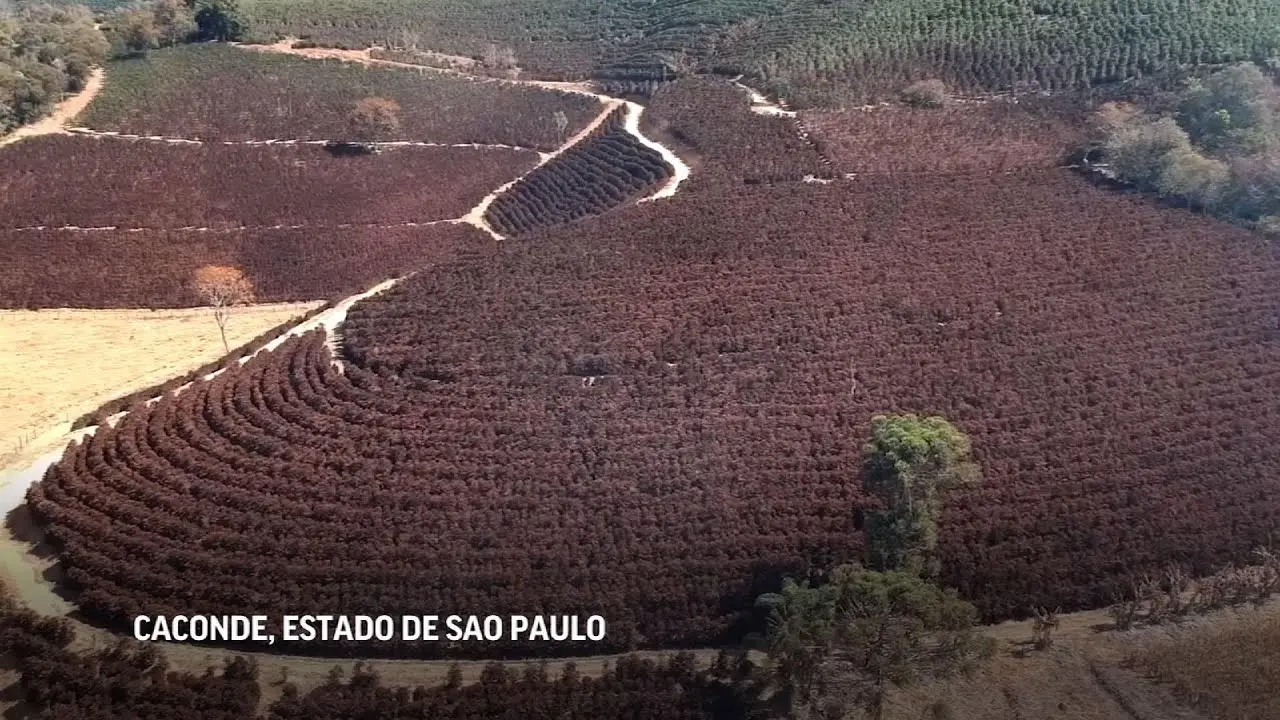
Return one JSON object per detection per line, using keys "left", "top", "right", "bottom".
{"left": 347, "top": 97, "right": 401, "bottom": 149}
{"left": 193, "top": 265, "right": 254, "bottom": 352}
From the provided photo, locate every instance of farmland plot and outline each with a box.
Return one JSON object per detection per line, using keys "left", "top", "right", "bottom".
{"left": 79, "top": 45, "right": 601, "bottom": 151}
{"left": 0, "top": 136, "right": 538, "bottom": 229}
{"left": 28, "top": 168, "right": 1280, "bottom": 659}
{"left": 0, "top": 224, "right": 489, "bottom": 308}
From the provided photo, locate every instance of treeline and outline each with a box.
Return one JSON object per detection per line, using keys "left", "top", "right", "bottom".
{"left": 1090, "top": 62, "right": 1280, "bottom": 234}
{"left": 101, "top": 0, "right": 248, "bottom": 56}
{"left": 0, "top": 583, "right": 753, "bottom": 719}
{"left": 0, "top": 3, "right": 107, "bottom": 133}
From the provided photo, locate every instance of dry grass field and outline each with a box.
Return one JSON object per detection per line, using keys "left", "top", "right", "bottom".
{"left": 1134, "top": 605, "right": 1280, "bottom": 720}
{"left": 0, "top": 303, "right": 319, "bottom": 470}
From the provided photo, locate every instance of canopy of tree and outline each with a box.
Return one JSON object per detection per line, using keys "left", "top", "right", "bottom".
{"left": 861, "top": 414, "right": 980, "bottom": 575}
{"left": 758, "top": 564, "right": 993, "bottom": 719}
{"left": 0, "top": 3, "right": 107, "bottom": 133}
{"left": 1094, "top": 62, "right": 1280, "bottom": 233}
{"left": 104, "top": 0, "right": 196, "bottom": 56}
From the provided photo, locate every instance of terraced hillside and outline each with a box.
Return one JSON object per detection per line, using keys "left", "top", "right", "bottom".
{"left": 234, "top": 0, "right": 1280, "bottom": 105}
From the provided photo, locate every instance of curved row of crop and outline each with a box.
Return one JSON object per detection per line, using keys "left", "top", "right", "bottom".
{"left": 483, "top": 106, "right": 674, "bottom": 236}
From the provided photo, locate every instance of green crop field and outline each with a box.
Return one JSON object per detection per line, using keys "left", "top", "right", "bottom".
{"left": 23, "top": 0, "right": 1280, "bottom": 104}
{"left": 233, "top": 0, "right": 1280, "bottom": 105}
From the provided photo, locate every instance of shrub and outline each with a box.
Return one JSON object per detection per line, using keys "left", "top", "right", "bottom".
{"left": 1103, "top": 116, "right": 1192, "bottom": 188}
{"left": 900, "top": 79, "right": 950, "bottom": 109}
{"left": 1157, "top": 146, "right": 1229, "bottom": 209}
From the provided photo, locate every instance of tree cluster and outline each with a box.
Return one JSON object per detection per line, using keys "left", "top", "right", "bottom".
{"left": 757, "top": 566, "right": 992, "bottom": 719}
{"left": 1092, "top": 62, "right": 1280, "bottom": 230}
{"left": 485, "top": 106, "right": 673, "bottom": 236}
{"left": 0, "top": 3, "right": 107, "bottom": 133}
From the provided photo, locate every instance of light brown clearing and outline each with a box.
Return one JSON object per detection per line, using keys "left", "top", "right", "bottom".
{"left": 1133, "top": 604, "right": 1280, "bottom": 720}
{"left": 0, "top": 302, "right": 319, "bottom": 470}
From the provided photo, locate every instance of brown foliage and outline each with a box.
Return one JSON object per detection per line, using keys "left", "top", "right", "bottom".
{"left": 26, "top": 170, "right": 1280, "bottom": 659}
{"left": 0, "top": 224, "right": 487, "bottom": 308}
{"left": 347, "top": 96, "right": 401, "bottom": 144}
{"left": 805, "top": 98, "right": 1088, "bottom": 175}
{"left": 0, "top": 136, "right": 538, "bottom": 229}
{"left": 646, "top": 78, "right": 831, "bottom": 184}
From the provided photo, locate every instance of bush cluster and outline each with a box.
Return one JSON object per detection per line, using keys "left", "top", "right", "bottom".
{"left": 0, "top": 4, "right": 107, "bottom": 133}
{"left": 1093, "top": 63, "right": 1280, "bottom": 228}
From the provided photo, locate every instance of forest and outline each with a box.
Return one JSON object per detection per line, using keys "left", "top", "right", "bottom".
{"left": 0, "top": 3, "right": 106, "bottom": 132}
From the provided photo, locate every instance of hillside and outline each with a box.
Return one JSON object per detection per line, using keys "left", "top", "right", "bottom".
{"left": 1, "top": 2, "right": 1278, "bottom": 718}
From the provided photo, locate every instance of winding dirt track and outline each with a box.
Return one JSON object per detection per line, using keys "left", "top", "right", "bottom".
{"left": 0, "top": 67, "right": 105, "bottom": 148}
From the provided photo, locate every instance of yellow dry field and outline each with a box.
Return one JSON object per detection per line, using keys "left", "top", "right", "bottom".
{"left": 0, "top": 303, "right": 319, "bottom": 470}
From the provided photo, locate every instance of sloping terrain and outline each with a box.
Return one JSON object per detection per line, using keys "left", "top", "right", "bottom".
{"left": 79, "top": 44, "right": 600, "bottom": 150}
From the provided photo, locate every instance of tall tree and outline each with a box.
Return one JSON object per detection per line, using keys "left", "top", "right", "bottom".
{"left": 193, "top": 265, "right": 254, "bottom": 352}
{"left": 861, "top": 414, "right": 980, "bottom": 575}
{"left": 110, "top": 7, "right": 159, "bottom": 56}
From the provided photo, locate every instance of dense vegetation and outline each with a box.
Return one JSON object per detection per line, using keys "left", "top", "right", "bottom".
{"left": 27, "top": 147, "right": 1280, "bottom": 656}
{"left": 227, "top": 0, "right": 1280, "bottom": 106}
{"left": 485, "top": 106, "right": 672, "bottom": 235}
{"left": 1092, "top": 62, "right": 1280, "bottom": 234}
{"left": 0, "top": 223, "right": 486, "bottom": 307}
{"left": 647, "top": 78, "right": 831, "bottom": 184}
{"left": 0, "top": 3, "right": 107, "bottom": 133}
{"left": 78, "top": 44, "right": 600, "bottom": 149}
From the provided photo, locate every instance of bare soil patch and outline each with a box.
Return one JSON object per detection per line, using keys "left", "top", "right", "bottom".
{"left": 0, "top": 303, "right": 318, "bottom": 469}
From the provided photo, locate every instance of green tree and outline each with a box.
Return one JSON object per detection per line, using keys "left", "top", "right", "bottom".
{"left": 188, "top": 0, "right": 246, "bottom": 42}
{"left": 1103, "top": 116, "right": 1192, "bottom": 190}
{"left": 1157, "top": 145, "right": 1229, "bottom": 210}
{"left": 110, "top": 7, "right": 159, "bottom": 56}
{"left": 153, "top": 0, "right": 196, "bottom": 47}
{"left": 862, "top": 414, "right": 980, "bottom": 575}
{"left": 1178, "top": 63, "right": 1278, "bottom": 154}
{"left": 760, "top": 565, "right": 994, "bottom": 719}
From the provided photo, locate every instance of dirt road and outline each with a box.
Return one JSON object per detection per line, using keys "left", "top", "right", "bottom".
{"left": 0, "top": 67, "right": 105, "bottom": 148}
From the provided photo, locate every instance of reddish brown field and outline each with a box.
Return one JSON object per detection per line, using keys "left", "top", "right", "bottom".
{"left": 0, "top": 136, "right": 537, "bottom": 229}
{"left": 804, "top": 98, "right": 1089, "bottom": 175}
{"left": 0, "top": 224, "right": 488, "bottom": 308}
{"left": 79, "top": 45, "right": 601, "bottom": 151}
{"left": 647, "top": 78, "right": 830, "bottom": 183}
{"left": 28, "top": 166, "right": 1280, "bottom": 658}
{"left": 485, "top": 107, "right": 672, "bottom": 235}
